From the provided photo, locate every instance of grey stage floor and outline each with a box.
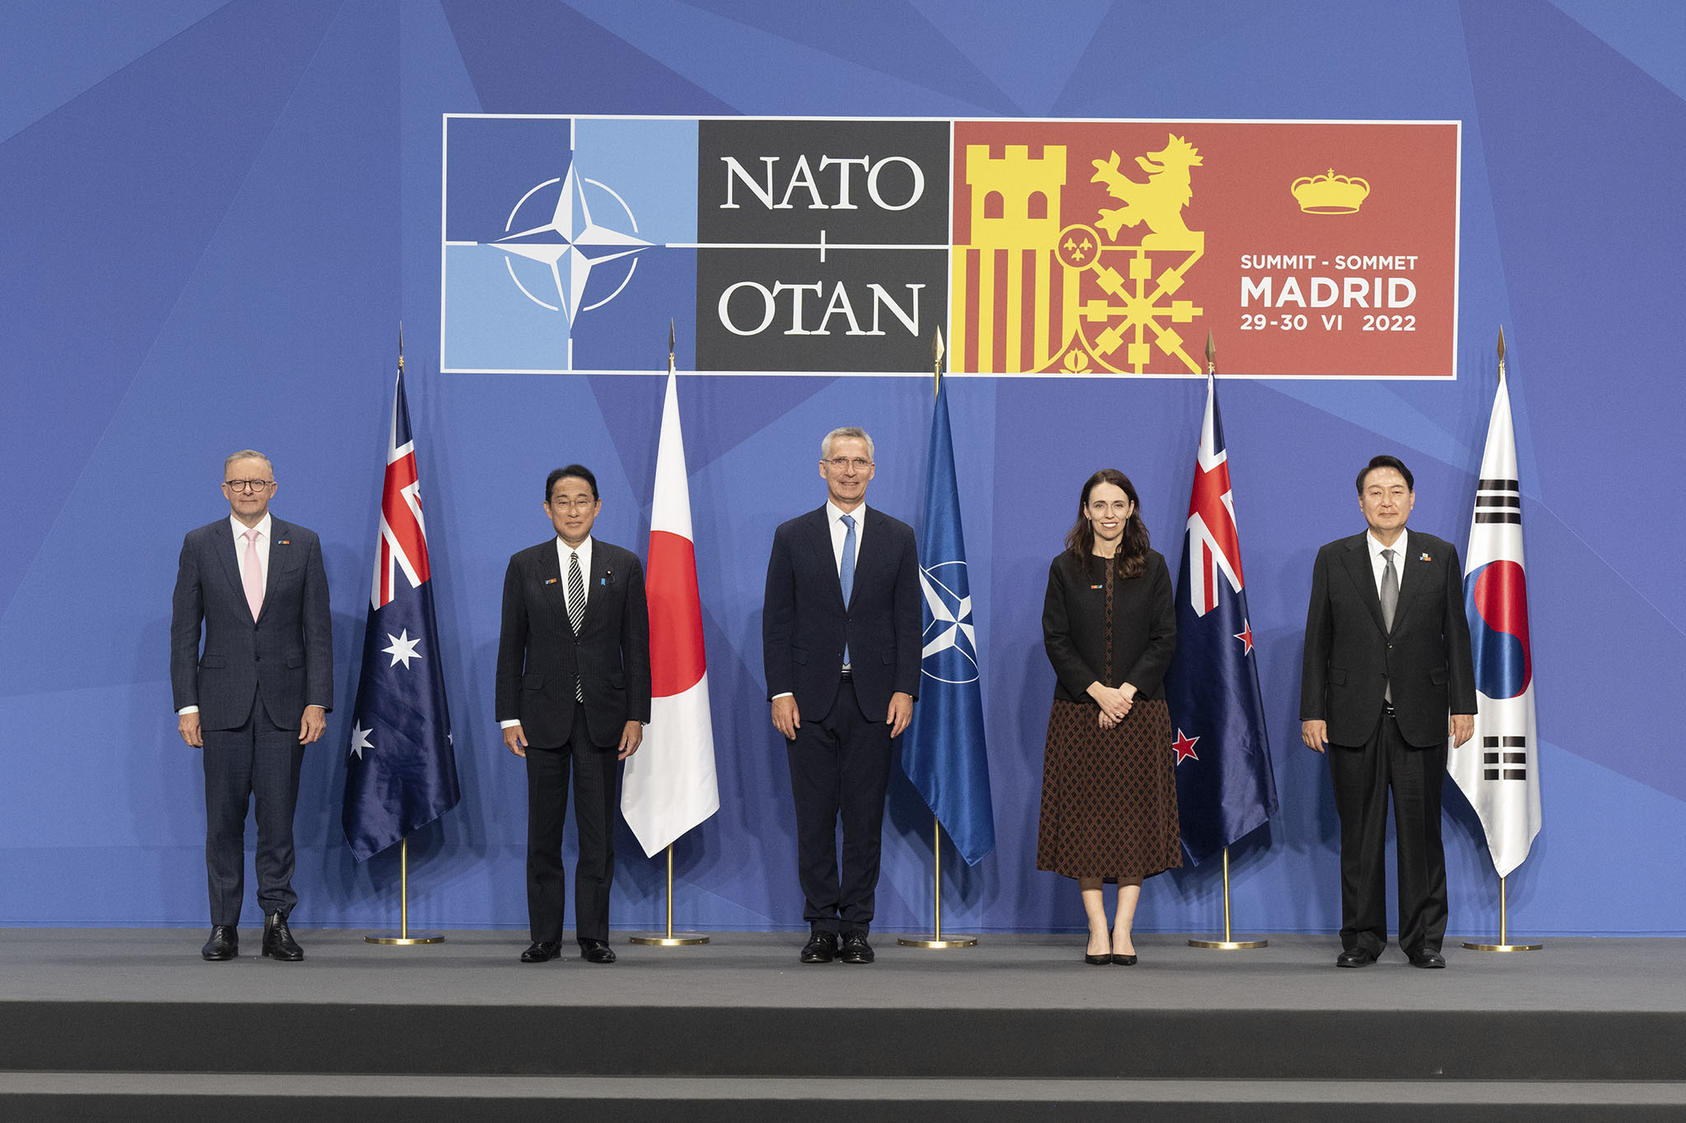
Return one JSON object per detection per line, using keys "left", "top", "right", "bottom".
{"left": 2, "top": 928, "right": 1681, "bottom": 1012}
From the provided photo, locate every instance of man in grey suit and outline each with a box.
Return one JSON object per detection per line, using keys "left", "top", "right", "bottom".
{"left": 763, "top": 427, "right": 921, "bottom": 966}
{"left": 171, "top": 450, "right": 332, "bottom": 961}
{"left": 1300, "top": 455, "right": 1475, "bottom": 969}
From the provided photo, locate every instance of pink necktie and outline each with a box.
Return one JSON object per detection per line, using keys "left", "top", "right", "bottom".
{"left": 241, "top": 528, "right": 264, "bottom": 621}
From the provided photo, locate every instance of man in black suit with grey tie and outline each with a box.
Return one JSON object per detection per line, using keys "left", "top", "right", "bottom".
{"left": 171, "top": 449, "right": 332, "bottom": 961}
{"left": 1300, "top": 454, "right": 1476, "bottom": 969}
{"left": 763, "top": 427, "right": 922, "bottom": 966}
{"left": 496, "top": 465, "right": 650, "bottom": 965}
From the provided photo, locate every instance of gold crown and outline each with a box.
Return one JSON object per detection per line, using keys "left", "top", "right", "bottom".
{"left": 1291, "top": 169, "right": 1370, "bottom": 214}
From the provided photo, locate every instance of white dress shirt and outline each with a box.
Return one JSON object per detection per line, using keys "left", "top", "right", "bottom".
{"left": 1366, "top": 528, "right": 1409, "bottom": 598}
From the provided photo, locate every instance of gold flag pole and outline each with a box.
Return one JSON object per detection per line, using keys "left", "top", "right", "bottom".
{"left": 365, "top": 327, "right": 444, "bottom": 947}
{"left": 1183, "top": 334, "right": 1267, "bottom": 952}
{"left": 367, "top": 836, "right": 446, "bottom": 944}
{"left": 899, "top": 328, "right": 977, "bottom": 951}
{"left": 630, "top": 843, "right": 710, "bottom": 946}
{"left": 1459, "top": 328, "right": 1542, "bottom": 955}
{"left": 630, "top": 320, "right": 709, "bottom": 948}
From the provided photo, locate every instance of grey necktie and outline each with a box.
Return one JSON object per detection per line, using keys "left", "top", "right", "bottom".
{"left": 1380, "top": 547, "right": 1398, "bottom": 703}
{"left": 567, "top": 551, "right": 586, "bottom": 701}
{"left": 1379, "top": 548, "right": 1398, "bottom": 631}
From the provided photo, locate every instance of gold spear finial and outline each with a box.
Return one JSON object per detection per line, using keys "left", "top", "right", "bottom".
{"left": 669, "top": 318, "right": 676, "bottom": 359}
{"left": 398, "top": 321, "right": 405, "bottom": 373}
{"left": 932, "top": 327, "right": 945, "bottom": 398}
{"left": 1205, "top": 330, "right": 1215, "bottom": 377}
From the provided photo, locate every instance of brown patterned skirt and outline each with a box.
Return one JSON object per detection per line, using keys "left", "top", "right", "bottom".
{"left": 1037, "top": 696, "right": 1183, "bottom": 881}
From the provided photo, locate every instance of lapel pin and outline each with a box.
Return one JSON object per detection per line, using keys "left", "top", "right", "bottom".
{"left": 1418, "top": 552, "right": 1431, "bottom": 562}
{"left": 544, "top": 577, "right": 557, "bottom": 585}
{"left": 280, "top": 539, "right": 290, "bottom": 546}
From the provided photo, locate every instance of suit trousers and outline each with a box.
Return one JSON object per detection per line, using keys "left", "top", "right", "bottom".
{"left": 524, "top": 706, "right": 619, "bottom": 944}
{"left": 202, "top": 697, "right": 305, "bottom": 926}
{"left": 1328, "top": 711, "right": 1448, "bottom": 958}
{"left": 785, "top": 677, "right": 893, "bottom": 935}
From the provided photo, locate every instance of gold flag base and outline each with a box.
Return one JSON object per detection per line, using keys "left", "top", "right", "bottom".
{"left": 1460, "top": 940, "right": 1543, "bottom": 952}
{"left": 1187, "top": 846, "right": 1269, "bottom": 951}
{"left": 1461, "top": 874, "right": 1543, "bottom": 952}
{"left": 629, "top": 933, "right": 710, "bottom": 946}
{"left": 897, "top": 935, "right": 978, "bottom": 949}
{"left": 365, "top": 932, "right": 444, "bottom": 945}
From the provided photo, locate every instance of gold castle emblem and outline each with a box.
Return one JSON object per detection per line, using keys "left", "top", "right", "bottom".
{"left": 952, "top": 133, "right": 1207, "bottom": 375}
{"left": 1291, "top": 170, "right": 1370, "bottom": 214}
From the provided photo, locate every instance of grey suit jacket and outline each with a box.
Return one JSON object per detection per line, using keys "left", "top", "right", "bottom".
{"left": 170, "top": 517, "right": 333, "bottom": 730}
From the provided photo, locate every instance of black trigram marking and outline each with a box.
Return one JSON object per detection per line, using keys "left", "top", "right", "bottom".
{"left": 1481, "top": 734, "right": 1528, "bottom": 781}
{"left": 1475, "top": 479, "right": 1522, "bottom": 524}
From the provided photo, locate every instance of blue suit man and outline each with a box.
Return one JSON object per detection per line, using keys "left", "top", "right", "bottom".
{"left": 171, "top": 450, "right": 332, "bottom": 961}
{"left": 764, "top": 427, "right": 921, "bottom": 965}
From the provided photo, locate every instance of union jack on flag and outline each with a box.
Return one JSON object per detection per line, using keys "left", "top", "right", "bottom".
{"left": 342, "top": 363, "right": 461, "bottom": 862}
{"left": 1164, "top": 376, "right": 1278, "bottom": 863}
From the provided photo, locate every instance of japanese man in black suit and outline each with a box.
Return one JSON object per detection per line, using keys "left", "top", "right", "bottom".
{"left": 496, "top": 465, "right": 650, "bottom": 965}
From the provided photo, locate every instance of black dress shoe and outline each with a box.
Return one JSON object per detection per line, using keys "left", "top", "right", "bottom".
{"left": 201, "top": 925, "right": 238, "bottom": 961}
{"left": 262, "top": 912, "right": 303, "bottom": 961}
{"left": 1408, "top": 949, "right": 1447, "bottom": 969}
{"left": 1111, "top": 953, "right": 1138, "bottom": 966}
{"left": 839, "top": 931, "right": 874, "bottom": 964}
{"left": 1336, "top": 948, "right": 1377, "bottom": 968}
{"left": 1084, "top": 953, "right": 1111, "bottom": 966}
{"left": 800, "top": 930, "right": 839, "bottom": 964}
{"left": 520, "top": 941, "right": 561, "bottom": 963}
{"left": 579, "top": 938, "right": 617, "bottom": 964}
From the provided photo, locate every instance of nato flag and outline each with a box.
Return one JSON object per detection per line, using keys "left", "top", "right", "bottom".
{"left": 900, "top": 377, "right": 996, "bottom": 866}
{"left": 342, "top": 367, "right": 461, "bottom": 862}
{"left": 1164, "top": 378, "right": 1277, "bottom": 864}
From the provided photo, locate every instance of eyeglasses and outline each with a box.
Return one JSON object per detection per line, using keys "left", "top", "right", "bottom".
{"left": 225, "top": 479, "right": 275, "bottom": 493}
{"left": 824, "top": 457, "right": 873, "bottom": 471}
{"left": 547, "top": 497, "right": 597, "bottom": 512}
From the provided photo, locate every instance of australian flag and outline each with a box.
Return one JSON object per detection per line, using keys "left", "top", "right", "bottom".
{"left": 900, "top": 375, "right": 996, "bottom": 866}
{"left": 1163, "top": 377, "right": 1278, "bottom": 864}
{"left": 342, "top": 366, "right": 461, "bottom": 861}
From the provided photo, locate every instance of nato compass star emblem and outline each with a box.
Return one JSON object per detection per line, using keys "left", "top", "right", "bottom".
{"left": 918, "top": 560, "right": 980, "bottom": 685}
{"left": 489, "top": 162, "right": 650, "bottom": 321}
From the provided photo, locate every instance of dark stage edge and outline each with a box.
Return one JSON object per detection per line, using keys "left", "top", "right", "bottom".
{"left": 3, "top": 929, "right": 1683, "bottom": 1119}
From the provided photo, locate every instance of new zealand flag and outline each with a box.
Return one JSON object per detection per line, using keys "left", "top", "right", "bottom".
{"left": 342, "top": 366, "right": 461, "bottom": 861}
{"left": 1163, "top": 378, "right": 1278, "bottom": 864}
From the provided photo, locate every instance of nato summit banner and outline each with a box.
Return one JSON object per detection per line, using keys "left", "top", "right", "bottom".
{"left": 442, "top": 116, "right": 1458, "bottom": 379}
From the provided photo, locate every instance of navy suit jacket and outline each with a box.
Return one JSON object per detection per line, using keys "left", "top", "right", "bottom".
{"left": 494, "top": 538, "right": 652, "bottom": 749}
{"left": 763, "top": 505, "right": 922, "bottom": 723}
{"left": 1300, "top": 529, "right": 1476, "bottom": 748}
{"left": 170, "top": 517, "right": 333, "bottom": 731}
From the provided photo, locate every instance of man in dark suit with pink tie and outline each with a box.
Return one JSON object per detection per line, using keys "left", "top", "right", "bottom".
{"left": 171, "top": 450, "right": 332, "bottom": 962}
{"left": 763, "top": 427, "right": 922, "bottom": 966}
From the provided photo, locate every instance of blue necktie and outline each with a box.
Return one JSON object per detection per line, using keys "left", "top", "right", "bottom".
{"left": 839, "top": 513, "right": 856, "bottom": 668}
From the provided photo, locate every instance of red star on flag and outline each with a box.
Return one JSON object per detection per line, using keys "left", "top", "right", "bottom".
{"left": 1172, "top": 728, "right": 1200, "bottom": 764}
{"left": 1234, "top": 619, "right": 1254, "bottom": 655}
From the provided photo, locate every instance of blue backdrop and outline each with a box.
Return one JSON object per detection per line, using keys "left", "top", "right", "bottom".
{"left": 3, "top": 0, "right": 1682, "bottom": 936}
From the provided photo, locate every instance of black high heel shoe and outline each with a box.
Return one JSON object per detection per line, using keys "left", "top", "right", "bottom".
{"left": 1110, "top": 953, "right": 1138, "bottom": 966}
{"left": 1085, "top": 952, "right": 1112, "bottom": 965}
